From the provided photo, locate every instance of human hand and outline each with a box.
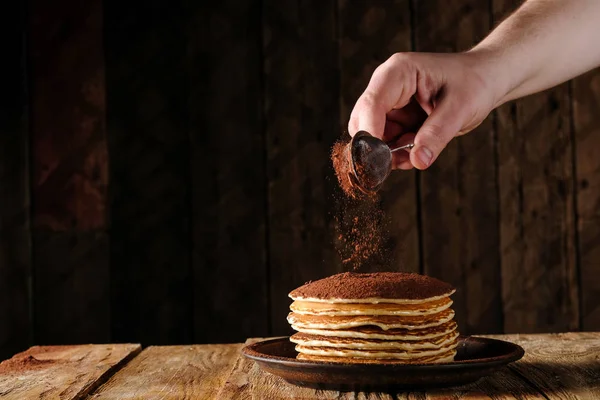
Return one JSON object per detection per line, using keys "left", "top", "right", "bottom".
{"left": 348, "top": 52, "right": 502, "bottom": 170}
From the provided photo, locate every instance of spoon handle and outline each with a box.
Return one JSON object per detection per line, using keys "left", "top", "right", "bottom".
{"left": 390, "top": 143, "right": 415, "bottom": 153}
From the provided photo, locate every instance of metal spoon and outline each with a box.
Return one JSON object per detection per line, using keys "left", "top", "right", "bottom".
{"left": 347, "top": 131, "right": 414, "bottom": 193}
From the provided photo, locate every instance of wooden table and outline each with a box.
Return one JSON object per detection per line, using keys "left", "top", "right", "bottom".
{"left": 0, "top": 333, "right": 599, "bottom": 399}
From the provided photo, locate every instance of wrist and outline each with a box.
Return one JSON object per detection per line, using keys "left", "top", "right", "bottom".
{"left": 462, "top": 47, "right": 515, "bottom": 109}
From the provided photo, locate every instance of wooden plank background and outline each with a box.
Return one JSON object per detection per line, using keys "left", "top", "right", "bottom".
{"left": 2, "top": 0, "right": 600, "bottom": 359}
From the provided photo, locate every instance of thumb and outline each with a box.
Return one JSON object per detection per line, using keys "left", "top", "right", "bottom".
{"left": 410, "top": 102, "right": 464, "bottom": 170}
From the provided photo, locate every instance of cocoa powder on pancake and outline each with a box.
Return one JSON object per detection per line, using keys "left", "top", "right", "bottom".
{"left": 290, "top": 272, "right": 454, "bottom": 300}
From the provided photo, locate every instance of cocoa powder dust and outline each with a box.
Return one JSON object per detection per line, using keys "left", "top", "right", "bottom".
{"left": 331, "top": 137, "right": 390, "bottom": 271}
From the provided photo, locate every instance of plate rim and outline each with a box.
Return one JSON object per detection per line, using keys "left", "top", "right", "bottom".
{"left": 242, "top": 335, "right": 525, "bottom": 370}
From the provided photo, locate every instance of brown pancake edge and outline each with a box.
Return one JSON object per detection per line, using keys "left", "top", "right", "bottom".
{"left": 290, "top": 330, "right": 459, "bottom": 349}
{"left": 296, "top": 349, "right": 457, "bottom": 364}
{"left": 287, "top": 308, "right": 455, "bottom": 329}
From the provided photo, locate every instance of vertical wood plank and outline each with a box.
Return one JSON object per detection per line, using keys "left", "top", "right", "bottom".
{"left": 0, "top": 0, "right": 32, "bottom": 360}
{"left": 415, "top": 0, "right": 503, "bottom": 334}
{"left": 33, "top": 232, "right": 109, "bottom": 344}
{"left": 189, "top": 0, "right": 269, "bottom": 343}
{"left": 339, "top": 0, "right": 420, "bottom": 273}
{"left": 29, "top": 0, "right": 108, "bottom": 231}
{"left": 105, "top": 0, "right": 192, "bottom": 344}
{"left": 264, "top": 0, "right": 341, "bottom": 336}
{"left": 572, "top": 69, "right": 600, "bottom": 331}
{"left": 29, "top": 0, "right": 110, "bottom": 343}
{"left": 493, "top": 0, "right": 579, "bottom": 333}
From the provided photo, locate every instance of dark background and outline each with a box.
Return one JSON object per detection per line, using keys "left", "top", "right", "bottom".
{"left": 2, "top": 0, "right": 600, "bottom": 361}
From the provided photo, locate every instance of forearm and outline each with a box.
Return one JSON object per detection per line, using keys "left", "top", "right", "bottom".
{"left": 470, "top": 0, "right": 600, "bottom": 106}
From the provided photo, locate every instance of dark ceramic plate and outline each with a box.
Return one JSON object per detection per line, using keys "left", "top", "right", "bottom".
{"left": 242, "top": 336, "right": 524, "bottom": 391}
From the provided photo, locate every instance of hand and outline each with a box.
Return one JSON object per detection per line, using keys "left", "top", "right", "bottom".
{"left": 348, "top": 52, "right": 501, "bottom": 170}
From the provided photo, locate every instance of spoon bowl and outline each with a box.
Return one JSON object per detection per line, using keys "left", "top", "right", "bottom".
{"left": 348, "top": 131, "right": 414, "bottom": 193}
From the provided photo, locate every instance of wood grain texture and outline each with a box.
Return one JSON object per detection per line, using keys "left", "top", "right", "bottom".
{"left": 572, "top": 69, "right": 600, "bottom": 330}
{"left": 34, "top": 231, "right": 110, "bottom": 344}
{"left": 500, "top": 332, "right": 600, "bottom": 399}
{"left": 494, "top": 0, "right": 579, "bottom": 333}
{"left": 3, "top": 334, "right": 596, "bottom": 399}
{"left": 29, "top": 0, "right": 108, "bottom": 231}
{"left": 339, "top": 0, "right": 420, "bottom": 275}
{"left": 263, "top": 0, "right": 341, "bottom": 336}
{"left": 413, "top": 371, "right": 544, "bottom": 400}
{"left": 0, "top": 0, "right": 31, "bottom": 360}
{"left": 88, "top": 344, "right": 242, "bottom": 399}
{"left": 415, "top": 0, "right": 503, "bottom": 335}
{"left": 0, "top": 344, "right": 140, "bottom": 400}
{"left": 217, "top": 339, "right": 346, "bottom": 399}
{"left": 190, "top": 0, "right": 269, "bottom": 344}
{"left": 105, "top": 0, "right": 192, "bottom": 345}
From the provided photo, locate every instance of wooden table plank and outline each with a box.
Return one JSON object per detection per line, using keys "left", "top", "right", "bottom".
{"left": 498, "top": 333, "right": 600, "bottom": 399}
{"left": 11, "top": 333, "right": 591, "bottom": 399}
{"left": 415, "top": 370, "right": 544, "bottom": 399}
{"left": 0, "top": 344, "right": 140, "bottom": 400}
{"left": 88, "top": 344, "right": 242, "bottom": 399}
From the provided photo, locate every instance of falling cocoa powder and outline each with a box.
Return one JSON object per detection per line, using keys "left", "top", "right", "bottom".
{"left": 331, "top": 136, "right": 389, "bottom": 271}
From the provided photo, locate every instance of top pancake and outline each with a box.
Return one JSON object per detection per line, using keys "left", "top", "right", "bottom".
{"left": 290, "top": 272, "right": 455, "bottom": 303}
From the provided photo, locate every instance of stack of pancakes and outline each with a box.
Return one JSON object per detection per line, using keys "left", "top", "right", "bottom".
{"left": 287, "top": 272, "right": 458, "bottom": 364}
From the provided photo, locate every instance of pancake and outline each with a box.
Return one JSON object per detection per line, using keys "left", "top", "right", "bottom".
{"left": 295, "top": 340, "right": 457, "bottom": 360}
{"left": 287, "top": 308, "right": 455, "bottom": 330}
{"left": 290, "top": 330, "right": 459, "bottom": 350}
{"left": 297, "top": 349, "right": 457, "bottom": 364}
{"left": 290, "top": 297, "right": 453, "bottom": 316}
{"left": 287, "top": 272, "right": 459, "bottom": 365}
{"left": 291, "top": 320, "right": 457, "bottom": 340}
{"left": 290, "top": 272, "right": 455, "bottom": 304}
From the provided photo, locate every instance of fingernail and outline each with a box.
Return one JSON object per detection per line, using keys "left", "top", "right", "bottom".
{"left": 416, "top": 147, "right": 433, "bottom": 167}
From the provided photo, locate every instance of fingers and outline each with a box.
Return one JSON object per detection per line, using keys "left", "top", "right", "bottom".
{"left": 410, "top": 102, "right": 464, "bottom": 170}
{"left": 383, "top": 119, "right": 403, "bottom": 141}
{"left": 390, "top": 133, "right": 416, "bottom": 170}
{"left": 348, "top": 54, "right": 417, "bottom": 138}
{"left": 385, "top": 99, "right": 428, "bottom": 131}
{"left": 348, "top": 93, "right": 387, "bottom": 139}
{"left": 393, "top": 153, "right": 412, "bottom": 170}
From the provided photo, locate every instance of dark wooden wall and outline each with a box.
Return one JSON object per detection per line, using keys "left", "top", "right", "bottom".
{"left": 2, "top": 0, "right": 600, "bottom": 360}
